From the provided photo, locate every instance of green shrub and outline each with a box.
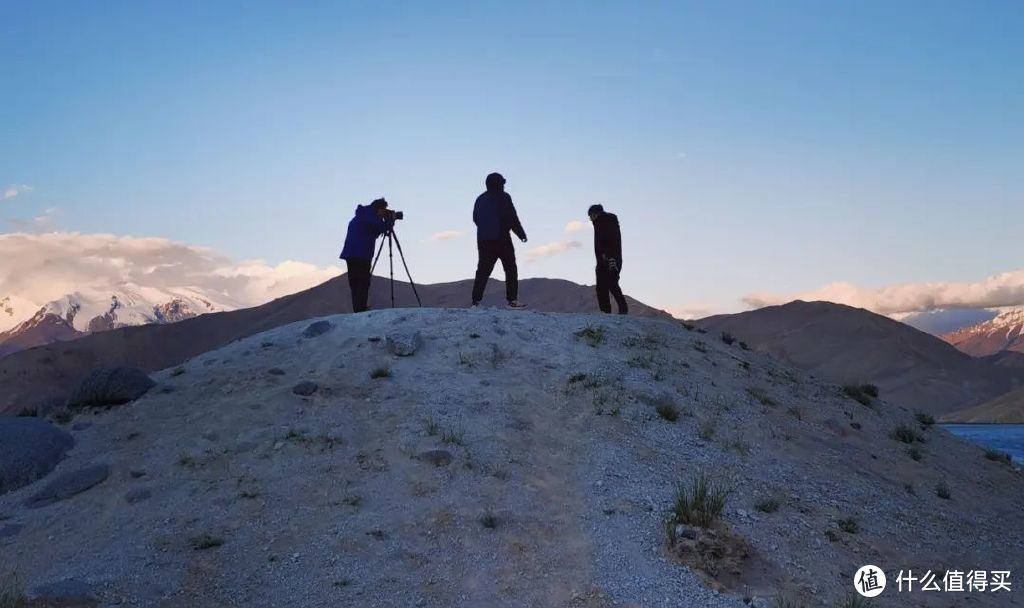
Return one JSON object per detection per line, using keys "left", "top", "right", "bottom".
{"left": 841, "top": 384, "right": 875, "bottom": 406}
{"left": 936, "top": 480, "right": 951, "bottom": 500}
{"left": 984, "top": 448, "right": 1012, "bottom": 465}
{"left": 890, "top": 424, "right": 923, "bottom": 444}
{"left": 656, "top": 401, "right": 679, "bottom": 422}
{"left": 720, "top": 332, "right": 736, "bottom": 346}
{"left": 914, "top": 412, "right": 935, "bottom": 427}
{"left": 574, "top": 325, "right": 605, "bottom": 347}
{"left": 370, "top": 365, "right": 392, "bottom": 379}
{"left": 837, "top": 517, "right": 859, "bottom": 534}
{"left": 671, "top": 473, "right": 729, "bottom": 529}
{"left": 755, "top": 498, "right": 780, "bottom": 513}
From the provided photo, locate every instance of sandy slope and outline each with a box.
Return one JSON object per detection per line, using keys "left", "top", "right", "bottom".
{"left": 2, "top": 309, "right": 1021, "bottom": 607}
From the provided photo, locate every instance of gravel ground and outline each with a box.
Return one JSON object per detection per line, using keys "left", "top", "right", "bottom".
{"left": 1, "top": 308, "right": 1022, "bottom": 608}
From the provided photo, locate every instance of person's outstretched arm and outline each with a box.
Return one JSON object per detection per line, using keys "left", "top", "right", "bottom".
{"left": 502, "top": 193, "right": 527, "bottom": 241}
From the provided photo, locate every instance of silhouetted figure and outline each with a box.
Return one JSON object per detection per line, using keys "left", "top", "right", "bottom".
{"left": 339, "top": 198, "right": 395, "bottom": 312}
{"left": 471, "top": 172, "right": 528, "bottom": 308}
{"left": 589, "top": 204, "right": 628, "bottom": 314}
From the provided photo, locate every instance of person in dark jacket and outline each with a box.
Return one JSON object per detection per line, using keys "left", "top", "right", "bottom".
{"left": 588, "top": 204, "right": 628, "bottom": 314}
{"left": 339, "top": 198, "right": 395, "bottom": 313}
{"left": 471, "top": 172, "right": 528, "bottom": 308}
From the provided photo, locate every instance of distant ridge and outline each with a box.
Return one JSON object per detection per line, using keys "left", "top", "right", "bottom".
{"left": 698, "top": 300, "right": 1024, "bottom": 416}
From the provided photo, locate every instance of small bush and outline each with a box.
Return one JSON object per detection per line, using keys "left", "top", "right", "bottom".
{"left": 189, "top": 533, "right": 224, "bottom": 550}
{"left": 627, "top": 353, "right": 656, "bottom": 369}
{"left": 692, "top": 340, "right": 708, "bottom": 353}
{"left": 656, "top": 400, "right": 679, "bottom": 422}
{"left": 670, "top": 473, "right": 729, "bottom": 529}
{"left": 720, "top": 332, "right": 736, "bottom": 346}
{"left": 746, "top": 387, "right": 776, "bottom": 408}
{"left": 16, "top": 407, "right": 37, "bottom": 417}
{"left": 837, "top": 517, "right": 859, "bottom": 534}
{"left": 861, "top": 384, "right": 879, "bottom": 398}
{"left": 441, "top": 427, "right": 465, "bottom": 446}
{"left": 574, "top": 325, "right": 605, "bottom": 347}
{"left": 0, "top": 571, "right": 24, "bottom": 608}
{"left": 425, "top": 416, "right": 439, "bottom": 437}
{"left": 755, "top": 498, "right": 780, "bottom": 513}
{"left": 908, "top": 447, "right": 922, "bottom": 461}
{"left": 738, "top": 341, "right": 750, "bottom": 351}
{"left": 914, "top": 412, "right": 935, "bottom": 427}
{"left": 824, "top": 529, "right": 842, "bottom": 543}
{"left": 838, "top": 595, "right": 871, "bottom": 608}
{"left": 936, "top": 480, "right": 951, "bottom": 500}
{"left": 890, "top": 424, "right": 923, "bottom": 444}
{"left": 984, "top": 448, "right": 1013, "bottom": 465}
{"left": 698, "top": 418, "right": 717, "bottom": 440}
{"left": 841, "top": 384, "right": 875, "bottom": 406}
{"left": 370, "top": 366, "right": 392, "bottom": 379}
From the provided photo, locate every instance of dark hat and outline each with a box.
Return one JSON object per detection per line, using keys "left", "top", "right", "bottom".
{"left": 369, "top": 198, "right": 389, "bottom": 210}
{"left": 587, "top": 204, "right": 604, "bottom": 217}
{"left": 485, "top": 173, "right": 506, "bottom": 189}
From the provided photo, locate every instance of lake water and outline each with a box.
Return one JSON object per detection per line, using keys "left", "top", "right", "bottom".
{"left": 942, "top": 424, "right": 1024, "bottom": 464}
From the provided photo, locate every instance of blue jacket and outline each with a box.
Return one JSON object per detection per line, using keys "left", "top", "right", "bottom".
{"left": 473, "top": 189, "right": 526, "bottom": 242}
{"left": 340, "top": 205, "right": 394, "bottom": 260}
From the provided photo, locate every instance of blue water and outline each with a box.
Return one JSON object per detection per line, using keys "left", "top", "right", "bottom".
{"left": 942, "top": 424, "right": 1024, "bottom": 464}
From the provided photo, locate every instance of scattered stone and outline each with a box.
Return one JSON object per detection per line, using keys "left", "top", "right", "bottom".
{"left": 129, "top": 469, "right": 147, "bottom": 479}
{"left": 292, "top": 381, "right": 319, "bottom": 396}
{"left": 124, "top": 488, "right": 152, "bottom": 504}
{"left": 0, "top": 523, "right": 22, "bottom": 538}
{"left": 267, "top": 367, "right": 286, "bottom": 376}
{"left": 260, "top": 341, "right": 274, "bottom": 348}
{"left": 68, "top": 366, "right": 156, "bottom": 408}
{"left": 0, "top": 417, "right": 75, "bottom": 494}
{"left": 25, "top": 463, "right": 110, "bottom": 508}
{"left": 170, "top": 367, "right": 186, "bottom": 377}
{"left": 418, "top": 450, "right": 453, "bottom": 467}
{"left": 386, "top": 330, "right": 423, "bottom": 356}
{"left": 303, "top": 320, "right": 334, "bottom": 338}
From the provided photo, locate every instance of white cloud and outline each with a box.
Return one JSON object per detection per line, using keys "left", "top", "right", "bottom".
{"left": 564, "top": 220, "right": 587, "bottom": 234}
{"left": 742, "top": 270, "right": 1024, "bottom": 315}
{"left": 429, "top": 230, "right": 463, "bottom": 241}
{"left": 666, "top": 305, "right": 714, "bottom": 320}
{"left": 0, "top": 231, "right": 342, "bottom": 310}
{"left": 8, "top": 208, "right": 59, "bottom": 232}
{"left": 525, "top": 240, "right": 582, "bottom": 261}
{"left": 2, "top": 184, "right": 33, "bottom": 200}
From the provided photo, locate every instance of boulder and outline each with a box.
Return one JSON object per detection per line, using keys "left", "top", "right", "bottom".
{"left": 303, "top": 320, "right": 334, "bottom": 338}
{"left": 386, "top": 330, "right": 423, "bottom": 357}
{"left": 68, "top": 367, "right": 156, "bottom": 408}
{"left": 292, "top": 381, "right": 319, "bottom": 396}
{"left": 25, "top": 463, "right": 110, "bottom": 508}
{"left": 0, "top": 418, "right": 75, "bottom": 494}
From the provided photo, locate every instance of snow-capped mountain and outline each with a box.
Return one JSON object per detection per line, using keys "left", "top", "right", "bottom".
{"left": 0, "top": 286, "right": 239, "bottom": 356}
{"left": 942, "top": 306, "right": 1024, "bottom": 357}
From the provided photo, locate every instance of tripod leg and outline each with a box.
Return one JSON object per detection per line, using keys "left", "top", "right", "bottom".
{"left": 371, "top": 232, "right": 387, "bottom": 275}
{"left": 388, "top": 232, "right": 395, "bottom": 308}
{"left": 389, "top": 230, "right": 423, "bottom": 307}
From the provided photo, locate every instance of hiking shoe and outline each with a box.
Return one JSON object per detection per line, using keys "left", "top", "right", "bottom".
{"left": 507, "top": 300, "right": 527, "bottom": 309}
{"left": 471, "top": 301, "right": 481, "bottom": 308}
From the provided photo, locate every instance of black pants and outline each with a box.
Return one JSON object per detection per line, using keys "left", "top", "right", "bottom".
{"left": 345, "top": 258, "right": 372, "bottom": 313}
{"left": 596, "top": 261, "right": 628, "bottom": 314}
{"left": 472, "top": 238, "right": 518, "bottom": 303}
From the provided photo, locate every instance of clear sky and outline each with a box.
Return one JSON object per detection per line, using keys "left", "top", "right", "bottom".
{"left": 2, "top": 1, "right": 1022, "bottom": 316}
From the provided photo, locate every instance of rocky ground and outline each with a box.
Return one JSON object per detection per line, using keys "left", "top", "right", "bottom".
{"left": 1, "top": 308, "right": 1022, "bottom": 607}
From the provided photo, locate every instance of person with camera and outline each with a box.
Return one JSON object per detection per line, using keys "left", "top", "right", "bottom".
{"left": 588, "top": 204, "right": 628, "bottom": 315}
{"left": 339, "top": 198, "right": 396, "bottom": 313}
{"left": 471, "top": 172, "right": 528, "bottom": 309}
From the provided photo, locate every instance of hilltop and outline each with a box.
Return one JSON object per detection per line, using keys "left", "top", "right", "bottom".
{"left": 0, "top": 276, "right": 667, "bottom": 416}
{"left": 1, "top": 309, "right": 1021, "bottom": 607}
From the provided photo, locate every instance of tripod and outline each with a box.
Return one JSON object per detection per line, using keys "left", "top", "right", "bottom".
{"left": 370, "top": 227, "right": 423, "bottom": 308}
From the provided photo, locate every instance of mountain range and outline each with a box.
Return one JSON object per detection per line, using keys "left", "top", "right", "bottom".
{"left": 941, "top": 306, "right": 1024, "bottom": 357}
{"left": 0, "top": 286, "right": 238, "bottom": 357}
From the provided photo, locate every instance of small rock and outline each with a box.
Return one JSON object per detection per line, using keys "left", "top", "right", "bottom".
{"left": 303, "top": 320, "right": 334, "bottom": 338}
{"left": 386, "top": 330, "right": 423, "bottom": 356}
{"left": 292, "top": 381, "right": 319, "bottom": 396}
{"left": 68, "top": 366, "right": 155, "bottom": 408}
{"left": 267, "top": 367, "right": 286, "bottom": 376}
{"left": 0, "top": 418, "right": 75, "bottom": 494}
{"left": 261, "top": 341, "right": 274, "bottom": 348}
{"left": 124, "top": 488, "right": 152, "bottom": 504}
{"left": 418, "top": 450, "right": 453, "bottom": 467}
{"left": 129, "top": 469, "right": 147, "bottom": 479}
{"left": 26, "top": 463, "right": 110, "bottom": 508}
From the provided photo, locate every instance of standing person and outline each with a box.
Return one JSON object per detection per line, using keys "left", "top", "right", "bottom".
{"left": 588, "top": 204, "right": 628, "bottom": 315}
{"left": 471, "top": 172, "right": 528, "bottom": 308}
{"left": 339, "top": 198, "right": 395, "bottom": 313}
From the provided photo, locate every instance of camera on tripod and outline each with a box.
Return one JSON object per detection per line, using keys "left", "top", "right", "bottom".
{"left": 385, "top": 209, "right": 404, "bottom": 221}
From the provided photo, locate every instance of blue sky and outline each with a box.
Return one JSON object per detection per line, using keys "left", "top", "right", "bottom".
{"left": 2, "top": 1, "right": 1022, "bottom": 315}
